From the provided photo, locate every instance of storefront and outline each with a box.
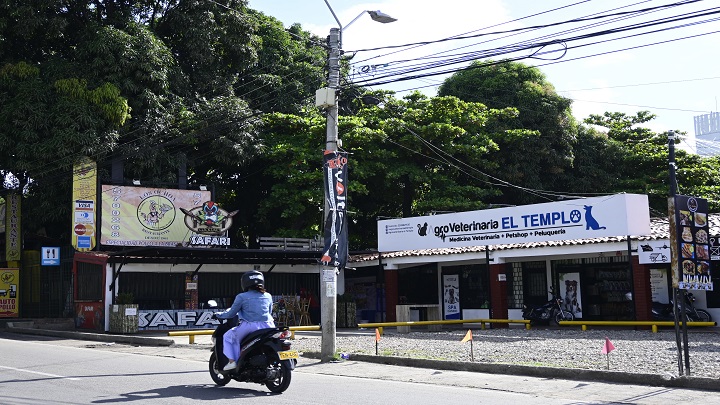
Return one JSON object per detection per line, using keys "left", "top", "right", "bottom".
{"left": 72, "top": 247, "right": 323, "bottom": 331}
{"left": 349, "top": 194, "right": 720, "bottom": 324}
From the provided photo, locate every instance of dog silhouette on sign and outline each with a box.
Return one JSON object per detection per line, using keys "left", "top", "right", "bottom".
{"left": 583, "top": 205, "right": 606, "bottom": 230}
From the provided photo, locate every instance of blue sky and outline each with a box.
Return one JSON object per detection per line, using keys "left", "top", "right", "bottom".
{"left": 248, "top": 1, "right": 720, "bottom": 149}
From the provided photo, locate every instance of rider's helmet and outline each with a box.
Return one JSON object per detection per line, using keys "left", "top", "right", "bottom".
{"left": 241, "top": 271, "right": 265, "bottom": 292}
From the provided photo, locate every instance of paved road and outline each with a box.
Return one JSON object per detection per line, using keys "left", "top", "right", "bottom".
{"left": 0, "top": 332, "right": 714, "bottom": 404}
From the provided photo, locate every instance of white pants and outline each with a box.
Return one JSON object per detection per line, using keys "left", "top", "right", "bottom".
{"left": 222, "top": 320, "right": 275, "bottom": 362}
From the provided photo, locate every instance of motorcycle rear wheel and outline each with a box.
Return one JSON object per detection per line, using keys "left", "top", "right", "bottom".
{"left": 554, "top": 310, "right": 574, "bottom": 324}
{"left": 265, "top": 360, "right": 292, "bottom": 393}
{"left": 209, "top": 352, "right": 231, "bottom": 386}
{"left": 692, "top": 309, "right": 712, "bottom": 322}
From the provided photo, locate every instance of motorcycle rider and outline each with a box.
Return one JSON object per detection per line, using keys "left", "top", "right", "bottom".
{"left": 214, "top": 271, "right": 275, "bottom": 372}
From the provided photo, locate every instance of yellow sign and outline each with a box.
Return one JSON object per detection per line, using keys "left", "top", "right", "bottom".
{"left": 5, "top": 194, "right": 21, "bottom": 261}
{"left": 0, "top": 268, "right": 19, "bottom": 318}
{"left": 72, "top": 158, "right": 97, "bottom": 251}
{"left": 100, "top": 185, "right": 210, "bottom": 247}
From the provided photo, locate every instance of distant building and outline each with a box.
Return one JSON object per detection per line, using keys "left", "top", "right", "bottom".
{"left": 693, "top": 112, "right": 720, "bottom": 156}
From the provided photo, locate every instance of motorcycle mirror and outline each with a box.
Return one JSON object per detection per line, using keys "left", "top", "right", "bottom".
{"left": 208, "top": 299, "right": 218, "bottom": 307}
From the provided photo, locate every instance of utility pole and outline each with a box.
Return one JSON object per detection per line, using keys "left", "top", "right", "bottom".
{"left": 320, "top": 27, "right": 341, "bottom": 363}
{"left": 317, "top": 4, "right": 396, "bottom": 363}
{"left": 668, "top": 130, "right": 690, "bottom": 376}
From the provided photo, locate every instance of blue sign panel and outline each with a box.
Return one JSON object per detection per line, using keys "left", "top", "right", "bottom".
{"left": 41, "top": 247, "right": 61, "bottom": 266}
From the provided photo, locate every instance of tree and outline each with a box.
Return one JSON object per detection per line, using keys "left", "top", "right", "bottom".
{"left": 251, "top": 92, "right": 522, "bottom": 249}
{"left": 438, "top": 60, "right": 578, "bottom": 206}
{"left": 583, "top": 111, "right": 720, "bottom": 212}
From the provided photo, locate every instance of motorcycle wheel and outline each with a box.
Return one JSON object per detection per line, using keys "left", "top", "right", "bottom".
{"left": 554, "top": 310, "right": 574, "bottom": 324}
{"left": 209, "top": 352, "right": 231, "bottom": 386}
{"left": 693, "top": 309, "right": 712, "bottom": 322}
{"left": 265, "top": 360, "right": 292, "bottom": 393}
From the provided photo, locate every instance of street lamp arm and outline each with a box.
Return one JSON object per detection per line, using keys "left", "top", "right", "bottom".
{"left": 323, "top": 0, "right": 343, "bottom": 31}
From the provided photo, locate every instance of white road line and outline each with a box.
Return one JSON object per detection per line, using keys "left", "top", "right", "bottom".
{"left": 0, "top": 365, "right": 81, "bottom": 380}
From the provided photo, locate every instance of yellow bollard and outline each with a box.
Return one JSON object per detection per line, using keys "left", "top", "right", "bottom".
{"left": 581, "top": 325, "right": 587, "bottom": 331}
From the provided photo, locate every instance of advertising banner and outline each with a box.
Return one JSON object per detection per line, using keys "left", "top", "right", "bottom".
{"left": 669, "top": 195, "right": 712, "bottom": 290}
{"left": 100, "top": 186, "right": 210, "bottom": 247}
{"left": 72, "top": 158, "right": 97, "bottom": 251}
{"left": 5, "top": 193, "right": 21, "bottom": 261}
{"left": 139, "top": 309, "right": 218, "bottom": 330}
{"left": 321, "top": 150, "right": 349, "bottom": 269}
{"left": 0, "top": 268, "right": 19, "bottom": 318}
{"left": 378, "top": 194, "right": 651, "bottom": 252}
{"left": 443, "top": 275, "right": 460, "bottom": 319}
{"left": 558, "top": 272, "right": 583, "bottom": 319}
{"left": 638, "top": 240, "right": 671, "bottom": 264}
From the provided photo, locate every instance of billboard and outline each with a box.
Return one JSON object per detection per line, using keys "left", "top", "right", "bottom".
{"left": 100, "top": 185, "right": 211, "bottom": 247}
{"left": 378, "top": 194, "right": 651, "bottom": 252}
{"left": 669, "top": 195, "right": 712, "bottom": 290}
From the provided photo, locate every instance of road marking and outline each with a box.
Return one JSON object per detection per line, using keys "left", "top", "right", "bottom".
{"left": 0, "top": 365, "right": 81, "bottom": 380}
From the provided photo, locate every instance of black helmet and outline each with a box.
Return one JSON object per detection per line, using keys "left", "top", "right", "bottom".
{"left": 241, "top": 271, "right": 264, "bottom": 292}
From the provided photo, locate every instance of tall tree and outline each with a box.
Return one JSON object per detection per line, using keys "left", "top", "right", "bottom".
{"left": 438, "top": 60, "right": 578, "bottom": 206}
{"left": 251, "top": 92, "right": 523, "bottom": 249}
{"left": 583, "top": 111, "right": 720, "bottom": 212}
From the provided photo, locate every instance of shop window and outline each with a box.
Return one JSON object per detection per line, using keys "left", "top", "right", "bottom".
{"left": 442, "top": 264, "right": 489, "bottom": 309}
{"left": 77, "top": 262, "right": 103, "bottom": 301}
{"left": 398, "top": 264, "right": 437, "bottom": 304}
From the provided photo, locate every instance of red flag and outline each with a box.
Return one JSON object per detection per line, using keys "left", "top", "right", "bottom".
{"left": 601, "top": 337, "right": 616, "bottom": 354}
{"left": 461, "top": 329, "right": 473, "bottom": 343}
{"left": 375, "top": 328, "right": 381, "bottom": 342}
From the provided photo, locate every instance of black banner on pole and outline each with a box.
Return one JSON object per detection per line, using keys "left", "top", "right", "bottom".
{"left": 671, "top": 195, "right": 712, "bottom": 290}
{"left": 321, "top": 150, "right": 348, "bottom": 269}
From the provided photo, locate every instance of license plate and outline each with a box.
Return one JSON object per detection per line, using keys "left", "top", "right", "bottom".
{"left": 278, "top": 350, "right": 299, "bottom": 360}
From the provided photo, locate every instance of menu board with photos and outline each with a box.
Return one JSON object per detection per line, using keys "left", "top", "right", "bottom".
{"left": 673, "top": 195, "right": 713, "bottom": 290}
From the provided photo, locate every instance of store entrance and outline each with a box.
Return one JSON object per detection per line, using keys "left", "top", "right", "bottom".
{"left": 554, "top": 257, "right": 634, "bottom": 320}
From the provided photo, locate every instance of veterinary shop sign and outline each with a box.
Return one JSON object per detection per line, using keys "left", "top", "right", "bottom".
{"left": 378, "top": 194, "right": 651, "bottom": 252}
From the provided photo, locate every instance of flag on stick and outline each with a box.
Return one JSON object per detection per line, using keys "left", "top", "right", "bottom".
{"left": 460, "top": 329, "right": 474, "bottom": 361}
{"left": 375, "top": 328, "right": 381, "bottom": 355}
{"left": 601, "top": 337, "right": 616, "bottom": 369}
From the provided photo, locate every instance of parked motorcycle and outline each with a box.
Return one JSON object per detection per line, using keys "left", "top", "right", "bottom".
{"left": 652, "top": 292, "right": 712, "bottom": 322}
{"left": 207, "top": 300, "right": 298, "bottom": 393}
{"left": 522, "top": 291, "right": 575, "bottom": 325}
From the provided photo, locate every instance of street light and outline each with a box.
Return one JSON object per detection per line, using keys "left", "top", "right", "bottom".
{"left": 317, "top": 1, "right": 397, "bottom": 363}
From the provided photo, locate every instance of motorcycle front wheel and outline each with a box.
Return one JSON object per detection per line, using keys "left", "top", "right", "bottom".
{"left": 209, "top": 352, "right": 231, "bottom": 386}
{"left": 554, "top": 310, "right": 574, "bottom": 324}
{"left": 265, "top": 360, "right": 292, "bottom": 393}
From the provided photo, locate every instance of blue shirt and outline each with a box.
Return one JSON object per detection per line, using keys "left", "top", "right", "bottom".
{"left": 216, "top": 289, "right": 274, "bottom": 323}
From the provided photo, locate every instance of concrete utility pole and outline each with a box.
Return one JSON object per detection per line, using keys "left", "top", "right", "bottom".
{"left": 320, "top": 27, "right": 341, "bottom": 362}
{"left": 318, "top": 3, "right": 396, "bottom": 363}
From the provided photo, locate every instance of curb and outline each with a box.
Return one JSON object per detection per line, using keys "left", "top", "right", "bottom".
{"left": 4, "top": 327, "right": 175, "bottom": 347}
{"left": 302, "top": 351, "right": 720, "bottom": 391}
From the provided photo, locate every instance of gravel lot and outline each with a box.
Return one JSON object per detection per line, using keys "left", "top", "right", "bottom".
{"left": 289, "top": 327, "right": 720, "bottom": 379}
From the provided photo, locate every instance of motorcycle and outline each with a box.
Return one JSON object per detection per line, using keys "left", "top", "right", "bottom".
{"left": 207, "top": 300, "right": 298, "bottom": 393}
{"left": 652, "top": 292, "right": 712, "bottom": 322}
{"left": 522, "top": 290, "right": 575, "bottom": 325}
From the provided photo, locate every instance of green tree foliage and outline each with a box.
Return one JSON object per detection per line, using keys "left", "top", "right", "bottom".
{"left": 0, "top": 0, "right": 325, "bottom": 242}
{"left": 583, "top": 111, "right": 720, "bottom": 211}
{"left": 438, "top": 60, "right": 578, "bottom": 205}
{"left": 251, "top": 92, "right": 521, "bottom": 249}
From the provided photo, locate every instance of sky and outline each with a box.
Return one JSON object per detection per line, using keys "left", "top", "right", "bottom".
{"left": 247, "top": 0, "right": 720, "bottom": 151}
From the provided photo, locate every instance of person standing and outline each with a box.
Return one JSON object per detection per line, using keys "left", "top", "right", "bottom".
{"left": 214, "top": 271, "right": 275, "bottom": 371}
